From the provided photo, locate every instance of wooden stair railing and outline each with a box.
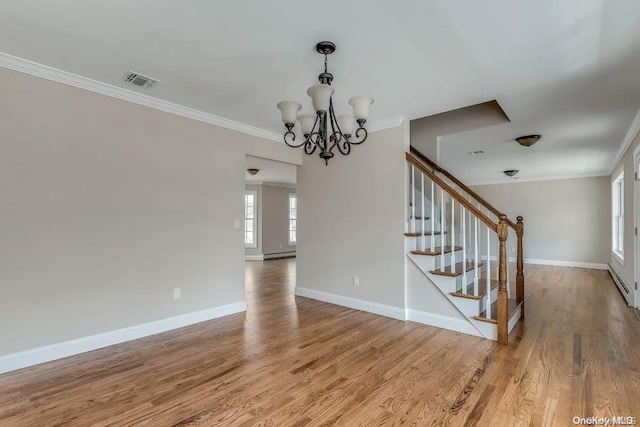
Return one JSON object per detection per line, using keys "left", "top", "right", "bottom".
{"left": 406, "top": 152, "right": 523, "bottom": 344}
{"left": 408, "top": 146, "right": 525, "bottom": 322}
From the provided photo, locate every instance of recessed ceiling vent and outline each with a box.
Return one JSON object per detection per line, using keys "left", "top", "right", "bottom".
{"left": 122, "top": 71, "right": 160, "bottom": 89}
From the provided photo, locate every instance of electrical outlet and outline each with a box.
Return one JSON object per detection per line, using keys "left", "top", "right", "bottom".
{"left": 173, "top": 288, "right": 181, "bottom": 300}
{"left": 353, "top": 276, "right": 360, "bottom": 286}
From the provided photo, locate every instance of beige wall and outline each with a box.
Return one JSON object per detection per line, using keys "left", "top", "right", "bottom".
{"left": 262, "top": 185, "right": 296, "bottom": 255}
{"left": 296, "top": 124, "right": 408, "bottom": 309}
{"left": 471, "top": 177, "right": 611, "bottom": 265}
{"left": 410, "top": 101, "right": 510, "bottom": 161}
{"left": 0, "top": 67, "right": 300, "bottom": 356}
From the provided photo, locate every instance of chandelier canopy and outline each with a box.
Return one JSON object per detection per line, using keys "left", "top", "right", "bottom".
{"left": 277, "top": 41, "right": 374, "bottom": 165}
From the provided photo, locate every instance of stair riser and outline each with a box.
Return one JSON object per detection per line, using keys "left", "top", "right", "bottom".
{"left": 407, "top": 250, "right": 464, "bottom": 271}
{"left": 430, "top": 268, "right": 486, "bottom": 293}
{"left": 406, "top": 235, "right": 447, "bottom": 249}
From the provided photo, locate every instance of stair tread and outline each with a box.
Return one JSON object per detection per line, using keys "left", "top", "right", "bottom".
{"left": 430, "top": 262, "right": 482, "bottom": 277}
{"left": 404, "top": 231, "right": 446, "bottom": 237}
{"left": 411, "top": 246, "right": 462, "bottom": 256}
{"left": 473, "top": 298, "right": 522, "bottom": 324}
{"left": 451, "top": 279, "right": 499, "bottom": 300}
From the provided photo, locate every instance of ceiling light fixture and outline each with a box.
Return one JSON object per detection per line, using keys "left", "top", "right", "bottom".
{"left": 247, "top": 168, "right": 260, "bottom": 176}
{"left": 515, "top": 134, "right": 541, "bottom": 147}
{"left": 277, "top": 41, "right": 374, "bottom": 165}
{"left": 503, "top": 169, "right": 519, "bottom": 177}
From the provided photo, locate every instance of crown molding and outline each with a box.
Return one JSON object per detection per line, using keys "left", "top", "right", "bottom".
{"left": 608, "top": 108, "right": 640, "bottom": 175}
{"left": 367, "top": 116, "right": 405, "bottom": 132}
{"left": 0, "top": 52, "right": 404, "bottom": 145}
{"left": 467, "top": 171, "right": 610, "bottom": 186}
{"left": 0, "top": 52, "right": 282, "bottom": 143}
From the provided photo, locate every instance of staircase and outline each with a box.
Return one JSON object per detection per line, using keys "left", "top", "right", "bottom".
{"left": 406, "top": 147, "right": 524, "bottom": 344}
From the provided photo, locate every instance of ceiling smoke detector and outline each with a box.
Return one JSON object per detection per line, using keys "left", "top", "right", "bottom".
{"left": 122, "top": 71, "right": 160, "bottom": 89}
{"left": 247, "top": 168, "right": 260, "bottom": 176}
{"left": 467, "top": 150, "right": 486, "bottom": 156}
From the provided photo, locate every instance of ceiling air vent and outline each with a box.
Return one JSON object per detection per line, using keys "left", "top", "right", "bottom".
{"left": 122, "top": 71, "right": 160, "bottom": 89}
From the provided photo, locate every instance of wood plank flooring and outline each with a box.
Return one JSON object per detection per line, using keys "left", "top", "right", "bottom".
{"left": 0, "top": 260, "right": 639, "bottom": 426}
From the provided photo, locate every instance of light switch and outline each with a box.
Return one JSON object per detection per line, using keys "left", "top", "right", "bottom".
{"left": 234, "top": 219, "right": 240, "bottom": 229}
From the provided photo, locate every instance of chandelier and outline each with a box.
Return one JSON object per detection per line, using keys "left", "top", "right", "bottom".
{"left": 277, "top": 41, "right": 374, "bottom": 165}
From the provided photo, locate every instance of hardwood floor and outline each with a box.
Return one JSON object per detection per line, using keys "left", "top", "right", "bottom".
{"left": 1, "top": 260, "right": 639, "bottom": 426}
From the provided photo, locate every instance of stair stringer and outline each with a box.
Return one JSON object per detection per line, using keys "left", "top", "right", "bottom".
{"left": 406, "top": 256, "right": 490, "bottom": 339}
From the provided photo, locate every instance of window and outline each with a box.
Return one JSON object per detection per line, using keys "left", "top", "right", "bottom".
{"left": 612, "top": 172, "right": 624, "bottom": 260}
{"left": 289, "top": 193, "right": 297, "bottom": 245}
{"left": 245, "top": 191, "right": 257, "bottom": 248}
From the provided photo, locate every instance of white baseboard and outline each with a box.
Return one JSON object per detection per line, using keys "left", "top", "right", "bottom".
{"left": 480, "top": 255, "right": 607, "bottom": 270}
{"left": 0, "top": 301, "right": 246, "bottom": 375}
{"left": 245, "top": 254, "right": 264, "bottom": 261}
{"left": 406, "top": 309, "right": 483, "bottom": 338}
{"left": 264, "top": 251, "right": 296, "bottom": 260}
{"left": 295, "top": 287, "right": 405, "bottom": 321}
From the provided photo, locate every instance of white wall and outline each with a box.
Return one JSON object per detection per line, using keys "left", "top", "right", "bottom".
{"left": 0, "top": 67, "right": 300, "bottom": 357}
{"left": 471, "top": 177, "right": 611, "bottom": 266}
{"left": 296, "top": 124, "right": 409, "bottom": 314}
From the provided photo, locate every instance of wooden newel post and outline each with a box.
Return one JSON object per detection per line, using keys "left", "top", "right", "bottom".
{"left": 516, "top": 216, "right": 524, "bottom": 319}
{"left": 497, "top": 215, "right": 509, "bottom": 345}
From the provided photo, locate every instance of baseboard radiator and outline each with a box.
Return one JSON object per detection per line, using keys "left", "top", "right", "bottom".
{"left": 608, "top": 263, "right": 631, "bottom": 294}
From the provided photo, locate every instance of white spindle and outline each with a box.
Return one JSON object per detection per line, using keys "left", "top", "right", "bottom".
{"left": 440, "top": 188, "right": 445, "bottom": 272}
{"left": 486, "top": 226, "right": 491, "bottom": 319}
{"left": 411, "top": 165, "right": 416, "bottom": 234}
{"left": 450, "top": 198, "right": 456, "bottom": 273}
{"left": 430, "top": 180, "right": 435, "bottom": 252}
{"left": 461, "top": 206, "right": 467, "bottom": 294}
{"left": 421, "top": 172, "right": 425, "bottom": 251}
{"left": 506, "top": 236, "right": 511, "bottom": 297}
{"left": 474, "top": 217, "right": 479, "bottom": 296}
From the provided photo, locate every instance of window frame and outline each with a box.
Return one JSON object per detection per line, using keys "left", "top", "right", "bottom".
{"left": 612, "top": 172, "right": 624, "bottom": 262}
{"left": 288, "top": 193, "right": 297, "bottom": 246}
{"left": 244, "top": 190, "right": 258, "bottom": 248}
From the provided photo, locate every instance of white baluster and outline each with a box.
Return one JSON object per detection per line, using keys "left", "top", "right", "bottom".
{"left": 430, "top": 180, "right": 435, "bottom": 252}
{"left": 421, "top": 171, "right": 425, "bottom": 251}
{"left": 486, "top": 226, "right": 491, "bottom": 319}
{"left": 440, "top": 188, "right": 445, "bottom": 272}
{"left": 474, "top": 217, "right": 479, "bottom": 296}
{"left": 411, "top": 165, "right": 416, "bottom": 235}
{"left": 450, "top": 198, "right": 456, "bottom": 273}
{"left": 461, "top": 206, "right": 467, "bottom": 294}
{"left": 506, "top": 235, "right": 511, "bottom": 298}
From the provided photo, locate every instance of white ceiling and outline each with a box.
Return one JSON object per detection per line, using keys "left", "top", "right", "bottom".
{"left": 1, "top": 0, "right": 640, "bottom": 182}
{"left": 246, "top": 156, "right": 296, "bottom": 186}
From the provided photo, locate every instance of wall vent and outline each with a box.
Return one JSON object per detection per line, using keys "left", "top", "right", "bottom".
{"left": 122, "top": 71, "right": 160, "bottom": 89}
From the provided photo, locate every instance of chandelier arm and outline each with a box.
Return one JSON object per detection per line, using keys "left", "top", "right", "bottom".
{"left": 332, "top": 132, "right": 351, "bottom": 155}
{"left": 304, "top": 137, "right": 317, "bottom": 155}
{"left": 283, "top": 130, "right": 306, "bottom": 148}
{"left": 327, "top": 97, "right": 345, "bottom": 139}
{"left": 349, "top": 125, "right": 368, "bottom": 145}
{"left": 304, "top": 132, "right": 318, "bottom": 154}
